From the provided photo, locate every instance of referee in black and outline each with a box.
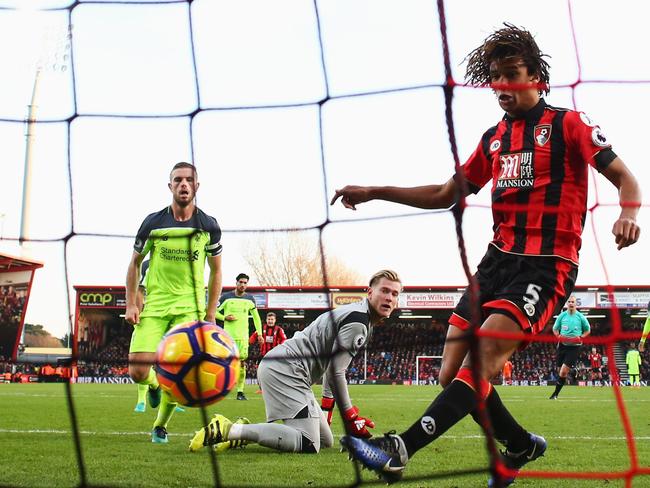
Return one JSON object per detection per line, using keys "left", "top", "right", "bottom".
{"left": 550, "top": 296, "right": 591, "bottom": 399}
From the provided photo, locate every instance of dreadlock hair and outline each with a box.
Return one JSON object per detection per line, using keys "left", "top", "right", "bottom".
{"left": 464, "top": 23, "right": 551, "bottom": 95}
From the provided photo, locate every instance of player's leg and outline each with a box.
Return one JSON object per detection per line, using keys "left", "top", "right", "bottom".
{"left": 128, "top": 316, "right": 167, "bottom": 415}
{"left": 443, "top": 326, "right": 528, "bottom": 451}
{"left": 443, "top": 254, "right": 530, "bottom": 453}
{"left": 441, "top": 251, "right": 499, "bottom": 387}
{"left": 400, "top": 314, "right": 522, "bottom": 456}
{"left": 442, "top": 320, "right": 524, "bottom": 449}
{"left": 235, "top": 339, "right": 249, "bottom": 400}
{"left": 319, "top": 407, "right": 334, "bottom": 449}
{"left": 191, "top": 412, "right": 320, "bottom": 453}
{"left": 190, "top": 361, "right": 325, "bottom": 453}
{"left": 249, "top": 355, "right": 326, "bottom": 452}
{"left": 439, "top": 323, "right": 471, "bottom": 387}
{"left": 134, "top": 384, "right": 147, "bottom": 412}
{"left": 226, "top": 398, "right": 325, "bottom": 453}
{"left": 551, "top": 353, "right": 574, "bottom": 399}
{"left": 342, "top": 314, "right": 524, "bottom": 483}
{"left": 550, "top": 348, "right": 564, "bottom": 398}
{"left": 151, "top": 312, "right": 200, "bottom": 439}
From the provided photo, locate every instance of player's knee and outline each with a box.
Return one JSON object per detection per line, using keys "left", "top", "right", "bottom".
{"left": 129, "top": 365, "right": 149, "bottom": 383}
{"left": 439, "top": 366, "right": 455, "bottom": 387}
{"left": 478, "top": 344, "right": 513, "bottom": 379}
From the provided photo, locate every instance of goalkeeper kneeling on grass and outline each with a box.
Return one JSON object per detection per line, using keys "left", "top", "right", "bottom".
{"left": 189, "top": 270, "right": 401, "bottom": 454}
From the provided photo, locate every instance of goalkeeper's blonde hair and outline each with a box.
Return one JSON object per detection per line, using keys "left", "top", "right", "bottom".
{"left": 368, "top": 269, "right": 401, "bottom": 288}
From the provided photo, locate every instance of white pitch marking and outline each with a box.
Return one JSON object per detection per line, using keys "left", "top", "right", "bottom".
{"left": 2, "top": 429, "right": 650, "bottom": 441}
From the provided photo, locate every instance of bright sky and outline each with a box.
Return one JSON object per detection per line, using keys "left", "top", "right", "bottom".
{"left": 1, "top": 0, "right": 649, "bottom": 339}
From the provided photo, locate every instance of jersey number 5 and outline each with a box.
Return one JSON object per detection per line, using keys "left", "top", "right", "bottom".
{"left": 523, "top": 284, "right": 542, "bottom": 305}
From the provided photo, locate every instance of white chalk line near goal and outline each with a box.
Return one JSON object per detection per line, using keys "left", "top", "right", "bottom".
{"left": 2, "top": 429, "right": 650, "bottom": 441}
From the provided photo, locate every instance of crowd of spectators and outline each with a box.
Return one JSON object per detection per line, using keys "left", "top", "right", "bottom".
{"left": 5, "top": 314, "right": 647, "bottom": 384}
{"left": 77, "top": 361, "right": 128, "bottom": 377}
{"left": 0, "top": 285, "right": 27, "bottom": 358}
{"left": 341, "top": 319, "right": 625, "bottom": 384}
{"left": 0, "top": 354, "right": 70, "bottom": 382}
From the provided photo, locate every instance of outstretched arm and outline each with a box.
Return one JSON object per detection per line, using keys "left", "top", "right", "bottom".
{"left": 331, "top": 177, "right": 459, "bottom": 211}
{"left": 601, "top": 157, "right": 642, "bottom": 250}
{"left": 639, "top": 316, "right": 650, "bottom": 352}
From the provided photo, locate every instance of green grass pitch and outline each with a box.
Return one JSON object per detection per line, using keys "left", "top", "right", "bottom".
{"left": 2, "top": 383, "right": 650, "bottom": 487}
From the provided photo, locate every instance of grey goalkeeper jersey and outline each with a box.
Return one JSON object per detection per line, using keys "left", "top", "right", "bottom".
{"left": 275, "top": 299, "right": 371, "bottom": 385}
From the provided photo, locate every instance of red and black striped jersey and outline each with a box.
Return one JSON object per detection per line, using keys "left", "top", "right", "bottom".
{"left": 459, "top": 99, "right": 617, "bottom": 265}
{"left": 589, "top": 352, "right": 602, "bottom": 368}
{"left": 250, "top": 324, "right": 287, "bottom": 357}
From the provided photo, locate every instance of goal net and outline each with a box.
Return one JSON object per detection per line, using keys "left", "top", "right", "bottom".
{"left": 1, "top": 0, "right": 648, "bottom": 487}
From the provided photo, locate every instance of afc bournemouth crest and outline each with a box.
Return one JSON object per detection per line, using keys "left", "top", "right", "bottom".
{"left": 534, "top": 124, "right": 551, "bottom": 146}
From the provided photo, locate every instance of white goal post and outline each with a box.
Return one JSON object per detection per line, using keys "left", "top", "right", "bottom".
{"left": 415, "top": 355, "right": 442, "bottom": 385}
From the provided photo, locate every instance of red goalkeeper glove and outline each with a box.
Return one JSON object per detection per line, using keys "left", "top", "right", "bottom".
{"left": 343, "top": 405, "right": 375, "bottom": 438}
{"left": 321, "top": 397, "right": 335, "bottom": 425}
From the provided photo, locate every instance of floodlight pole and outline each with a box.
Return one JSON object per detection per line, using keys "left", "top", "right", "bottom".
{"left": 20, "top": 68, "right": 41, "bottom": 251}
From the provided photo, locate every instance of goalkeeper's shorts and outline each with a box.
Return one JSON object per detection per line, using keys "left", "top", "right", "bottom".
{"left": 257, "top": 349, "right": 320, "bottom": 423}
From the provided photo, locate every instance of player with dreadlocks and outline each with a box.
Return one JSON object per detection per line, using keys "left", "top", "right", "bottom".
{"left": 333, "top": 23, "right": 641, "bottom": 486}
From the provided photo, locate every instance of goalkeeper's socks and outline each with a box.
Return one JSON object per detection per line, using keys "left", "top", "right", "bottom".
{"left": 137, "top": 384, "right": 147, "bottom": 404}
{"left": 470, "top": 388, "right": 530, "bottom": 453}
{"left": 153, "top": 391, "right": 177, "bottom": 430}
{"left": 236, "top": 364, "right": 246, "bottom": 394}
{"left": 399, "top": 379, "right": 476, "bottom": 458}
{"left": 551, "top": 377, "right": 566, "bottom": 398}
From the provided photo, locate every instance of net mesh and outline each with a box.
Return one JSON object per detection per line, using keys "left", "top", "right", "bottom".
{"left": 1, "top": 0, "right": 649, "bottom": 486}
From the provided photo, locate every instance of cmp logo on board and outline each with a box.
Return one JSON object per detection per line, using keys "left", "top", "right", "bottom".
{"left": 79, "top": 292, "right": 114, "bottom": 306}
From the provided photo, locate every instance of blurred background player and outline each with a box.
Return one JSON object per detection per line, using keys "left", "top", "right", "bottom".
{"left": 626, "top": 342, "right": 641, "bottom": 387}
{"left": 189, "top": 270, "right": 401, "bottom": 455}
{"left": 133, "top": 259, "right": 184, "bottom": 414}
{"left": 332, "top": 23, "right": 640, "bottom": 487}
{"left": 501, "top": 359, "right": 513, "bottom": 386}
{"left": 637, "top": 300, "right": 650, "bottom": 352}
{"left": 588, "top": 347, "right": 603, "bottom": 382}
{"left": 550, "top": 296, "right": 590, "bottom": 400}
{"left": 216, "top": 273, "right": 262, "bottom": 400}
{"left": 249, "top": 311, "right": 286, "bottom": 393}
{"left": 125, "top": 162, "right": 223, "bottom": 443}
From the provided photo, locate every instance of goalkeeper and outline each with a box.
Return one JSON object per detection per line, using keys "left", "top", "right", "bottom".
{"left": 637, "top": 300, "right": 650, "bottom": 352}
{"left": 216, "top": 273, "right": 263, "bottom": 401}
{"left": 189, "top": 270, "right": 401, "bottom": 454}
